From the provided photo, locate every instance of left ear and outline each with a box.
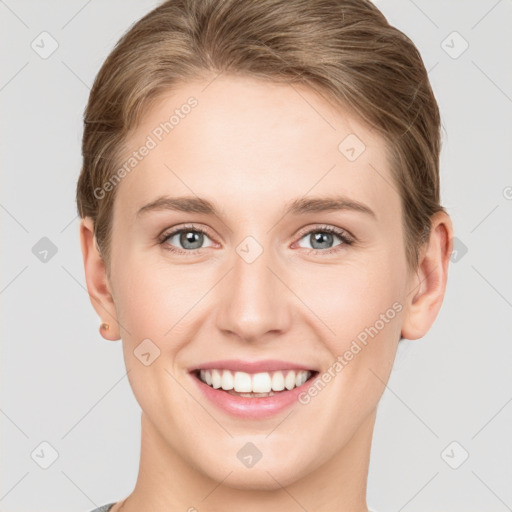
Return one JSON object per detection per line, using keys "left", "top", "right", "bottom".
{"left": 401, "top": 211, "right": 454, "bottom": 340}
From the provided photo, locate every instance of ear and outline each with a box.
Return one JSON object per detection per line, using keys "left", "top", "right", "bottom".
{"left": 401, "top": 211, "right": 454, "bottom": 340}
{"left": 79, "top": 217, "right": 121, "bottom": 341}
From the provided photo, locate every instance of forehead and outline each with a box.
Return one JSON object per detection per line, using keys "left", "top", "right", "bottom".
{"left": 114, "top": 74, "right": 397, "bottom": 221}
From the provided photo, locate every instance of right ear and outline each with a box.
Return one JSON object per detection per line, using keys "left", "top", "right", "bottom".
{"left": 79, "top": 217, "right": 120, "bottom": 341}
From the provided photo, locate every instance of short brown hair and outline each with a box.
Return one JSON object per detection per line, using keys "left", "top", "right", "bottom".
{"left": 76, "top": 0, "right": 446, "bottom": 272}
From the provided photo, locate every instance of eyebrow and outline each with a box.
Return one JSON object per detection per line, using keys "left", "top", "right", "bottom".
{"left": 136, "top": 194, "right": 377, "bottom": 220}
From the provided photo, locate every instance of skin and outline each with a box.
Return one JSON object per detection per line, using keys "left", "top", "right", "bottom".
{"left": 80, "top": 74, "right": 453, "bottom": 511}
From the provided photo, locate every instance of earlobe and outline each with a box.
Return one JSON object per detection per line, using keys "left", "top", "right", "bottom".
{"left": 401, "top": 211, "right": 454, "bottom": 340}
{"left": 79, "top": 217, "right": 121, "bottom": 341}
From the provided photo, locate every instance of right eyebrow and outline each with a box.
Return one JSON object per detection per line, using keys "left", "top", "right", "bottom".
{"left": 136, "top": 196, "right": 217, "bottom": 218}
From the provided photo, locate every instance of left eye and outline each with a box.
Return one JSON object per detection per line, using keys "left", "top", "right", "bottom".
{"left": 296, "top": 227, "right": 351, "bottom": 251}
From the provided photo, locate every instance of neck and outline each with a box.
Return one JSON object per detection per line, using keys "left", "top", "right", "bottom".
{"left": 119, "top": 410, "right": 376, "bottom": 512}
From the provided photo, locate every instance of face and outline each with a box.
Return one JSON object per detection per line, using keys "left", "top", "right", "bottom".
{"left": 90, "top": 74, "right": 422, "bottom": 489}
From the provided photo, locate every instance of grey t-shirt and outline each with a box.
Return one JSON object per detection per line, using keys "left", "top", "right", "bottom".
{"left": 87, "top": 501, "right": 380, "bottom": 511}
{"left": 88, "top": 504, "right": 116, "bottom": 512}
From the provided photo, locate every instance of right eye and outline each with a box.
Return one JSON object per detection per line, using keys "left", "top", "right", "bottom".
{"left": 158, "top": 225, "right": 215, "bottom": 254}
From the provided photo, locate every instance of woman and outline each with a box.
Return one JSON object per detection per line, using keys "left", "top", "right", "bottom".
{"left": 77, "top": 0, "right": 453, "bottom": 510}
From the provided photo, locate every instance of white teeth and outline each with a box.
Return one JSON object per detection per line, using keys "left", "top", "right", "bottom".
{"left": 285, "top": 371, "right": 296, "bottom": 390}
{"left": 271, "top": 371, "right": 285, "bottom": 391}
{"left": 197, "top": 369, "right": 312, "bottom": 393}
{"left": 252, "top": 372, "right": 272, "bottom": 393}
{"left": 296, "top": 371, "right": 307, "bottom": 387}
{"left": 221, "top": 370, "right": 234, "bottom": 390}
{"left": 234, "top": 371, "right": 252, "bottom": 392}
{"left": 211, "top": 369, "right": 222, "bottom": 389}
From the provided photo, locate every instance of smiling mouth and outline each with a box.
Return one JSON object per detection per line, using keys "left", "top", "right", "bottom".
{"left": 191, "top": 368, "right": 319, "bottom": 397}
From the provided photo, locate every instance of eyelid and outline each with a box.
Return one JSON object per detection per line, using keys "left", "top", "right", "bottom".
{"left": 295, "top": 224, "right": 355, "bottom": 244}
{"left": 159, "top": 223, "right": 214, "bottom": 238}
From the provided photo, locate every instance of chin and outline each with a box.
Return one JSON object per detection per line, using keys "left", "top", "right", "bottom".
{"left": 210, "top": 464, "right": 306, "bottom": 491}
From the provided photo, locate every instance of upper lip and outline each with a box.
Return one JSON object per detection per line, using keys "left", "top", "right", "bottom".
{"left": 189, "top": 359, "right": 319, "bottom": 374}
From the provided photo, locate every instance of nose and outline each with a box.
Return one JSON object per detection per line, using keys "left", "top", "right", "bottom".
{"left": 214, "top": 242, "right": 292, "bottom": 343}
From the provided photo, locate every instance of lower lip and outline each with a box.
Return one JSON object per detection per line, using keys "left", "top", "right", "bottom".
{"left": 190, "top": 371, "right": 318, "bottom": 420}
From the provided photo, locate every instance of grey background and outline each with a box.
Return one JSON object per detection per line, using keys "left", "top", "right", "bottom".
{"left": 1, "top": 1, "right": 511, "bottom": 511}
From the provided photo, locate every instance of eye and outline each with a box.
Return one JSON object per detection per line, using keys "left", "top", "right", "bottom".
{"left": 295, "top": 225, "right": 354, "bottom": 254}
{"left": 158, "top": 224, "right": 215, "bottom": 254}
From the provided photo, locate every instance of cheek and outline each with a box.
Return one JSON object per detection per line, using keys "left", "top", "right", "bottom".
{"left": 292, "top": 257, "right": 404, "bottom": 347}
{"left": 111, "top": 249, "right": 190, "bottom": 342}
{"left": 111, "top": 255, "right": 194, "bottom": 421}
{"left": 290, "top": 261, "right": 403, "bottom": 433}
{"left": 292, "top": 254, "right": 404, "bottom": 409}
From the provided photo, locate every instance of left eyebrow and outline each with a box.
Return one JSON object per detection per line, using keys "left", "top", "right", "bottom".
{"left": 286, "top": 196, "right": 377, "bottom": 219}
{"left": 136, "top": 194, "right": 377, "bottom": 220}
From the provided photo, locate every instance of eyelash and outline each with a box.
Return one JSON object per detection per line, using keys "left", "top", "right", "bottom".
{"left": 157, "top": 223, "right": 354, "bottom": 256}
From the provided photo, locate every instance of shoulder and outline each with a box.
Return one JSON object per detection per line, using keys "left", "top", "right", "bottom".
{"left": 87, "top": 504, "right": 116, "bottom": 512}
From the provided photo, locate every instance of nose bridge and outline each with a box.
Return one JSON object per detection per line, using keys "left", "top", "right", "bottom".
{"left": 215, "top": 237, "right": 290, "bottom": 342}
